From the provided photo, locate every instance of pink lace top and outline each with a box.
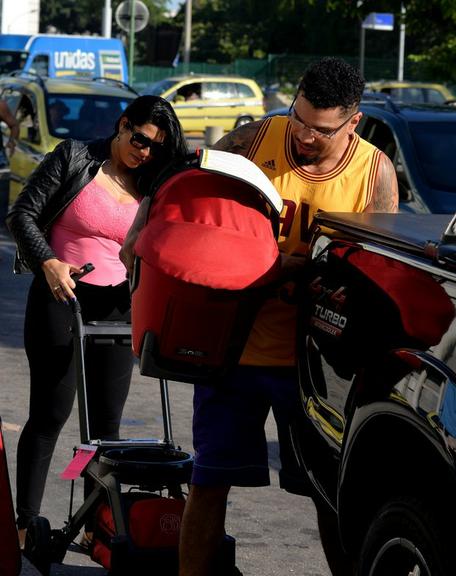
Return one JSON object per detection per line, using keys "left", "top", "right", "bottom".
{"left": 49, "top": 179, "right": 141, "bottom": 286}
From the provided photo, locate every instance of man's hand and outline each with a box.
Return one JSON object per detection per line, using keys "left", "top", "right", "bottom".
{"left": 119, "top": 236, "right": 136, "bottom": 277}
{"left": 120, "top": 196, "right": 151, "bottom": 277}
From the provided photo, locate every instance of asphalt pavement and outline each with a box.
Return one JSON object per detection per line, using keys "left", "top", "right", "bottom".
{"left": 0, "top": 174, "right": 330, "bottom": 576}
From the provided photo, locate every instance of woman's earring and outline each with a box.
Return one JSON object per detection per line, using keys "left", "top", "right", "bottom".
{"left": 116, "top": 134, "right": 121, "bottom": 141}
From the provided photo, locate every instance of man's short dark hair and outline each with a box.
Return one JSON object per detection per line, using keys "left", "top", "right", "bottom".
{"left": 297, "top": 57, "right": 365, "bottom": 112}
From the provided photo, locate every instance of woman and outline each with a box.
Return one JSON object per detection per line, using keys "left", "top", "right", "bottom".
{"left": 6, "top": 95, "right": 188, "bottom": 546}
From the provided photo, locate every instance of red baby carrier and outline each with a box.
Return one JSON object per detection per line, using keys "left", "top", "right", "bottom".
{"left": 131, "top": 150, "right": 283, "bottom": 385}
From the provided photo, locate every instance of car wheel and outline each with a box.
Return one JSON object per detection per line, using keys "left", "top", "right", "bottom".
{"left": 358, "top": 498, "right": 448, "bottom": 576}
{"left": 235, "top": 116, "right": 253, "bottom": 128}
{"left": 24, "top": 516, "right": 52, "bottom": 576}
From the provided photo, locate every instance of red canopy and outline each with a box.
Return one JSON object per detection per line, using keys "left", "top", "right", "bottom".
{"left": 135, "top": 169, "right": 280, "bottom": 290}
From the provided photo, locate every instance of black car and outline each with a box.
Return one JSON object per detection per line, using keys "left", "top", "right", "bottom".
{"left": 264, "top": 101, "right": 456, "bottom": 214}
{"left": 290, "top": 211, "right": 456, "bottom": 575}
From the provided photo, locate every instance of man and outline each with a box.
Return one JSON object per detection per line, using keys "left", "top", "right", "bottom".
{"left": 0, "top": 98, "right": 18, "bottom": 224}
{"left": 0, "top": 99, "right": 18, "bottom": 157}
{"left": 177, "top": 57, "right": 398, "bottom": 576}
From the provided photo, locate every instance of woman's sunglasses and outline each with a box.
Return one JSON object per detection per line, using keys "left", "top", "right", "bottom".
{"left": 126, "top": 122, "right": 165, "bottom": 153}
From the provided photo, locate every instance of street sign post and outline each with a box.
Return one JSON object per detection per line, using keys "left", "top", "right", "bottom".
{"left": 362, "top": 12, "right": 394, "bottom": 31}
{"left": 359, "top": 12, "right": 394, "bottom": 77}
{"left": 115, "top": 0, "right": 149, "bottom": 83}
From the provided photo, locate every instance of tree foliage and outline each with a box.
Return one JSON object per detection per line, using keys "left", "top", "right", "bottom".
{"left": 38, "top": 0, "right": 456, "bottom": 81}
{"left": 39, "top": 0, "right": 173, "bottom": 64}
{"left": 322, "top": 0, "right": 456, "bottom": 81}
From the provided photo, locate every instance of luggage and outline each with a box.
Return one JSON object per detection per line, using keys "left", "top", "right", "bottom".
{"left": 91, "top": 491, "right": 237, "bottom": 575}
{"left": 132, "top": 150, "right": 283, "bottom": 385}
{"left": 0, "top": 418, "right": 22, "bottom": 576}
{"left": 302, "top": 241, "right": 455, "bottom": 379}
{"left": 91, "top": 492, "right": 185, "bottom": 572}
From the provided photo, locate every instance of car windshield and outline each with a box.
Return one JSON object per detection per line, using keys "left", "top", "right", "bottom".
{"left": 409, "top": 121, "right": 456, "bottom": 192}
{"left": 0, "top": 50, "right": 27, "bottom": 75}
{"left": 46, "top": 94, "right": 134, "bottom": 140}
{"left": 142, "top": 78, "right": 179, "bottom": 96}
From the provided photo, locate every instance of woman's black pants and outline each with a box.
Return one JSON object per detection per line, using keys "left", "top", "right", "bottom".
{"left": 16, "top": 275, "right": 133, "bottom": 529}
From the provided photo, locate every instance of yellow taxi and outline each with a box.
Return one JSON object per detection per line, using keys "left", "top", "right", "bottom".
{"left": 0, "top": 73, "right": 136, "bottom": 203}
{"left": 366, "top": 80, "right": 455, "bottom": 104}
{"left": 142, "top": 74, "right": 265, "bottom": 132}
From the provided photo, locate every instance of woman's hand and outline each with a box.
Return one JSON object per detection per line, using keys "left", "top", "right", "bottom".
{"left": 41, "top": 258, "right": 83, "bottom": 302}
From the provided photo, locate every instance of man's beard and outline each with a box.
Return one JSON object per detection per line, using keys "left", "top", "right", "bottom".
{"left": 291, "top": 140, "right": 321, "bottom": 165}
{"left": 295, "top": 153, "right": 321, "bottom": 166}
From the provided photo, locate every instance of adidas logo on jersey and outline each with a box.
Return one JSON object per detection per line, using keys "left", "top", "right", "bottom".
{"left": 262, "top": 159, "right": 276, "bottom": 170}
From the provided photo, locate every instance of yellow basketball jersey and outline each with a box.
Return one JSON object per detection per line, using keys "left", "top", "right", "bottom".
{"left": 240, "top": 115, "right": 381, "bottom": 366}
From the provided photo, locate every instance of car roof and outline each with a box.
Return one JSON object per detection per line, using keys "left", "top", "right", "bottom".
{"left": 366, "top": 80, "right": 452, "bottom": 91}
{"left": 360, "top": 101, "right": 456, "bottom": 122}
{"left": 0, "top": 74, "right": 137, "bottom": 98}
{"left": 314, "top": 212, "right": 456, "bottom": 267}
{"left": 162, "top": 75, "right": 257, "bottom": 82}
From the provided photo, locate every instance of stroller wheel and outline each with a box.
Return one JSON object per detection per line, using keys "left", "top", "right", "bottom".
{"left": 24, "top": 516, "right": 52, "bottom": 576}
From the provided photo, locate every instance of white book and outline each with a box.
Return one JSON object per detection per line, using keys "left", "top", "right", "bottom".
{"left": 199, "top": 149, "right": 283, "bottom": 215}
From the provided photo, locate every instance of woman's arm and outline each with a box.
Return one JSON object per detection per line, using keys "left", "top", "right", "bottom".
{"left": 6, "top": 139, "right": 73, "bottom": 272}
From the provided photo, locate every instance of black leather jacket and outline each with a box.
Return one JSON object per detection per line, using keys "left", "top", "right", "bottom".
{"left": 7, "top": 137, "right": 113, "bottom": 273}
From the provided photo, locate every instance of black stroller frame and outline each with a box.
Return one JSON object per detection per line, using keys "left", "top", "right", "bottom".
{"left": 24, "top": 299, "right": 195, "bottom": 575}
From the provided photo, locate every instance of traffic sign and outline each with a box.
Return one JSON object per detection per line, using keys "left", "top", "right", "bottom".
{"left": 115, "top": 0, "right": 150, "bottom": 33}
{"left": 362, "top": 12, "right": 394, "bottom": 31}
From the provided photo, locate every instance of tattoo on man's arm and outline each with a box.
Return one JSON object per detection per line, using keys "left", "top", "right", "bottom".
{"left": 370, "top": 153, "right": 399, "bottom": 212}
{"left": 211, "top": 121, "right": 261, "bottom": 156}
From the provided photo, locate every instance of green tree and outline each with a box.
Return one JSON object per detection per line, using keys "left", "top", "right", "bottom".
{"left": 39, "top": 0, "right": 174, "bottom": 65}
{"left": 322, "top": 0, "right": 456, "bottom": 81}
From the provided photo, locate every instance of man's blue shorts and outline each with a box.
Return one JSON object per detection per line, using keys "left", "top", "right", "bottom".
{"left": 191, "top": 365, "right": 300, "bottom": 487}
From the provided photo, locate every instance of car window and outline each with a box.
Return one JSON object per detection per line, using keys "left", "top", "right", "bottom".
{"left": 203, "top": 82, "right": 237, "bottom": 99}
{"left": 357, "top": 115, "right": 413, "bottom": 202}
{"left": 236, "top": 83, "right": 255, "bottom": 98}
{"left": 356, "top": 116, "right": 396, "bottom": 158}
{"left": 0, "top": 88, "right": 22, "bottom": 114}
{"left": 425, "top": 89, "right": 446, "bottom": 104}
{"left": 410, "top": 121, "right": 456, "bottom": 192}
{"left": 29, "top": 55, "right": 49, "bottom": 77}
{"left": 388, "top": 87, "right": 425, "bottom": 103}
{"left": 45, "top": 94, "right": 133, "bottom": 139}
{"left": 16, "top": 94, "right": 39, "bottom": 143}
{"left": 0, "top": 51, "right": 27, "bottom": 75}
{"left": 144, "top": 78, "right": 180, "bottom": 96}
{"left": 176, "top": 82, "right": 201, "bottom": 101}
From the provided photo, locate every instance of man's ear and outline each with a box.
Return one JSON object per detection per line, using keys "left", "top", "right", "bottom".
{"left": 349, "top": 111, "right": 363, "bottom": 134}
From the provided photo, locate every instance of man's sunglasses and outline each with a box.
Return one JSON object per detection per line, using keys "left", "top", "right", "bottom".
{"left": 126, "top": 122, "right": 165, "bottom": 153}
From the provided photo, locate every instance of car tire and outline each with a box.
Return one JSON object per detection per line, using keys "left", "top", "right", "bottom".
{"left": 234, "top": 116, "right": 253, "bottom": 128}
{"left": 357, "top": 498, "right": 448, "bottom": 576}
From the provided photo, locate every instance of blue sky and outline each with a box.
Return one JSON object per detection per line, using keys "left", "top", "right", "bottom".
{"left": 168, "top": 0, "right": 185, "bottom": 15}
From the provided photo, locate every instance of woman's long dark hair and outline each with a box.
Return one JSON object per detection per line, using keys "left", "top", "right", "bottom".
{"left": 114, "top": 94, "right": 188, "bottom": 179}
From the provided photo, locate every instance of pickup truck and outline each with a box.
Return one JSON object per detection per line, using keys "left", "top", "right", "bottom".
{"left": 290, "top": 212, "right": 456, "bottom": 576}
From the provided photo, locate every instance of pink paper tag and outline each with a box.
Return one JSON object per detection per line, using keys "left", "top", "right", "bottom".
{"left": 60, "top": 444, "right": 98, "bottom": 480}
